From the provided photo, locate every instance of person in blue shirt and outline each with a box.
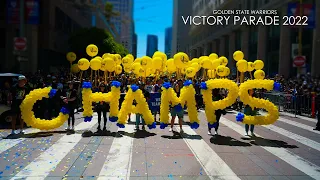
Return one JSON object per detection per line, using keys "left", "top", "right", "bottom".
{"left": 244, "top": 89, "right": 257, "bottom": 136}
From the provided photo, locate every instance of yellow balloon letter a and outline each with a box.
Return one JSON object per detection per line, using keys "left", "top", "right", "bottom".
{"left": 159, "top": 80, "right": 199, "bottom": 129}
{"left": 117, "top": 84, "right": 156, "bottom": 129}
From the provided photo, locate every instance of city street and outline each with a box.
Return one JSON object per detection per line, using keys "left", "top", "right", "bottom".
{"left": 0, "top": 110, "right": 319, "bottom": 180}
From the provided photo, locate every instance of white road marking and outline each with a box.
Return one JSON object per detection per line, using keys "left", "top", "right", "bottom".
{"left": 97, "top": 116, "right": 135, "bottom": 180}
{"left": 220, "top": 117, "right": 320, "bottom": 180}
{"left": 10, "top": 117, "right": 98, "bottom": 180}
{"left": 0, "top": 128, "right": 40, "bottom": 154}
{"left": 172, "top": 114, "right": 240, "bottom": 180}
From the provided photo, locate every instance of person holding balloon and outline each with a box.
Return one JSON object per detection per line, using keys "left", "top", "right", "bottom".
{"left": 64, "top": 81, "right": 78, "bottom": 131}
{"left": 208, "top": 89, "right": 226, "bottom": 135}
{"left": 95, "top": 82, "right": 110, "bottom": 133}
{"left": 244, "top": 89, "right": 258, "bottom": 136}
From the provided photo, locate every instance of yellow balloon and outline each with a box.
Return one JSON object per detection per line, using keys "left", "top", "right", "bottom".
{"left": 247, "top": 62, "right": 255, "bottom": 72}
{"left": 126, "top": 54, "right": 134, "bottom": 61}
{"left": 180, "top": 67, "right": 186, "bottom": 74}
{"left": 71, "top": 64, "right": 80, "bottom": 73}
{"left": 191, "top": 62, "right": 200, "bottom": 71}
{"left": 185, "top": 67, "right": 196, "bottom": 78}
{"left": 174, "top": 52, "right": 189, "bottom": 68}
{"left": 90, "top": 59, "right": 101, "bottom": 70}
{"left": 216, "top": 65, "right": 226, "bottom": 76}
{"left": 212, "top": 59, "right": 222, "bottom": 69}
{"left": 124, "top": 66, "right": 131, "bottom": 73}
{"left": 100, "top": 59, "right": 107, "bottom": 71}
{"left": 78, "top": 58, "right": 90, "bottom": 71}
{"left": 102, "top": 53, "right": 111, "bottom": 59}
{"left": 139, "top": 68, "right": 146, "bottom": 77}
{"left": 115, "top": 65, "right": 122, "bottom": 74}
{"left": 191, "top": 58, "right": 199, "bottom": 63}
{"left": 66, "top": 52, "right": 76, "bottom": 62}
{"left": 86, "top": 44, "right": 98, "bottom": 57}
{"left": 94, "top": 56, "right": 102, "bottom": 61}
{"left": 207, "top": 70, "right": 215, "bottom": 79}
{"left": 254, "top": 60, "right": 264, "bottom": 70}
{"left": 153, "top": 51, "right": 167, "bottom": 61}
{"left": 167, "top": 59, "right": 176, "bottom": 72}
{"left": 224, "top": 67, "right": 230, "bottom": 76}
{"left": 114, "top": 54, "right": 122, "bottom": 65}
{"left": 233, "top": 51, "right": 244, "bottom": 61}
{"left": 201, "top": 57, "right": 213, "bottom": 69}
{"left": 236, "top": 60, "right": 248, "bottom": 72}
{"left": 219, "top": 56, "right": 228, "bottom": 66}
{"left": 122, "top": 57, "right": 132, "bottom": 67}
{"left": 132, "top": 63, "right": 142, "bottom": 74}
{"left": 254, "top": 70, "right": 265, "bottom": 79}
{"left": 152, "top": 57, "right": 163, "bottom": 70}
{"left": 209, "top": 53, "right": 218, "bottom": 61}
{"left": 104, "top": 57, "right": 116, "bottom": 72}
{"left": 141, "top": 56, "right": 152, "bottom": 69}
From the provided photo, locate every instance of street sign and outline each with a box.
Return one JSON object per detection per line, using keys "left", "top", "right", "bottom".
{"left": 14, "top": 37, "right": 27, "bottom": 51}
{"left": 293, "top": 56, "right": 306, "bottom": 67}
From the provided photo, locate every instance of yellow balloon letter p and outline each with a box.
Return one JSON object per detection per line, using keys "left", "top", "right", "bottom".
{"left": 201, "top": 79, "right": 239, "bottom": 127}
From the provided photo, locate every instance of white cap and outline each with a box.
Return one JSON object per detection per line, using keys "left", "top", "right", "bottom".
{"left": 18, "top": 75, "right": 26, "bottom": 81}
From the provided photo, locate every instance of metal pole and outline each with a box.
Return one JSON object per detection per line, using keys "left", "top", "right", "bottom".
{"left": 298, "top": 0, "right": 303, "bottom": 75}
{"left": 20, "top": 0, "right": 24, "bottom": 37}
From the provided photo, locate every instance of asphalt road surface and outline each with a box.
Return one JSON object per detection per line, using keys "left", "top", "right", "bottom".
{"left": 0, "top": 110, "right": 319, "bottom": 180}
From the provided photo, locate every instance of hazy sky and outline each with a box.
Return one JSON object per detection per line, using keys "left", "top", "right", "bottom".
{"left": 134, "top": 0, "right": 173, "bottom": 57}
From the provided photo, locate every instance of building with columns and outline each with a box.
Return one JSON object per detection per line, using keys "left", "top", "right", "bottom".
{"left": 174, "top": 0, "right": 320, "bottom": 78}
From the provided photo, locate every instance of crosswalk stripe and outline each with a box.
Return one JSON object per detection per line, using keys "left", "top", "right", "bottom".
{"left": 175, "top": 124, "right": 240, "bottom": 180}
{"left": 262, "top": 124, "right": 320, "bottom": 151}
{"left": 0, "top": 128, "right": 40, "bottom": 154}
{"left": 257, "top": 111, "right": 320, "bottom": 135}
{"left": 97, "top": 115, "right": 135, "bottom": 180}
{"left": 280, "top": 111, "right": 316, "bottom": 123}
{"left": 10, "top": 118, "right": 98, "bottom": 179}
{"left": 220, "top": 117, "right": 320, "bottom": 179}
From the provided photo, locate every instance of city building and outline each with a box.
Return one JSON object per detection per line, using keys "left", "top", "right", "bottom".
{"left": 172, "top": 0, "right": 193, "bottom": 55}
{"left": 2, "top": 0, "right": 116, "bottom": 73}
{"left": 165, "top": 27, "right": 172, "bottom": 58}
{"left": 107, "top": 0, "right": 134, "bottom": 53}
{"left": 132, "top": 33, "right": 137, "bottom": 58}
{"left": 146, "top": 35, "right": 158, "bottom": 57}
{"left": 173, "top": 0, "right": 320, "bottom": 78}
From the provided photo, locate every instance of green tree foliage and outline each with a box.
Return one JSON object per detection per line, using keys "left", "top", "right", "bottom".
{"left": 104, "top": 2, "right": 120, "bottom": 23}
{"left": 68, "top": 27, "right": 128, "bottom": 58}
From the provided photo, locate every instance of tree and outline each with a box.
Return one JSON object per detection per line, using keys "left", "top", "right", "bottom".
{"left": 104, "top": 2, "right": 120, "bottom": 23}
{"left": 68, "top": 27, "right": 128, "bottom": 58}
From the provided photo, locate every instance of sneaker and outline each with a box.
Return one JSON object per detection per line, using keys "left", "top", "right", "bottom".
{"left": 65, "top": 126, "right": 70, "bottom": 130}
{"left": 71, "top": 126, "right": 74, "bottom": 130}
{"left": 245, "top": 132, "right": 249, "bottom": 136}
{"left": 11, "top": 130, "right": 16, "bottom": 135}
{"left": 169, "top": 128, "right": 173, "bottom": 132}
{"left": 19, "top": 130, "right": 25, "bottom": 134}
{"left": 135, "top": 126, "right": 139, "bottom": 131}
{"left": 207, "top": 131, "right": 211, "bottom": 135}
{"left": 214, "top": 131, "right": 218, "bottom": 135}
{"left": 97, "top": 126, "right": 101, "bottom": 131}
{"left": 142, "top": 126, "right": 145, "bottom": 130}
{"left": 103, "top": 127, "right": 107, "bottom": 131}
{"left": 251, "top": 132, "right": 256, "bottom": 137}
{"left": 180, "top": 129, "right": 184, "bottom": 134}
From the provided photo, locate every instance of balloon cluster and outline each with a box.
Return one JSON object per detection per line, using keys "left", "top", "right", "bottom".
{"left": 20, "top": 87, "right": 69, "bottom": 130}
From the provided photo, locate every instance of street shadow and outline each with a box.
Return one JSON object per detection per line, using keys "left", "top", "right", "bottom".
{"left": 119, "top": 130, "right": 157, "bottom": 139}
{"left": 4, "top": 130, "right": 68, "bottom": 139}
{"left": 210, "top": 135, "right": 252, "bottom": 147}
{"left": 82, "top": 130, "right": 123, "bottom": 138}
{"left": 161, "top": 131, "right": 202, "bottom": 140}
{"left": 242, "top": 136, "right": 298, "bottom": 149}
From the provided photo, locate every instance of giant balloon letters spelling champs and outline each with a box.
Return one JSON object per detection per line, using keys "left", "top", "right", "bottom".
{"left": 20, "top": 46, "right": 280, "bottom": 130}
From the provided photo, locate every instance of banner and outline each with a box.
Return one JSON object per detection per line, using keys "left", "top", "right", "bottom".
{"left": 287, "top": 3, "right": 315, "bottom": 29}
{"left": 148, "top": 92, "right": 161, "bottom": 112}
{"left": 6, "top": 0, "right": 39, "bottom": 24}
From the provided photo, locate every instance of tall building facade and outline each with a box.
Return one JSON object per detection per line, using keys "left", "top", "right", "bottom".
{"left": 165, "top": 27, "right": 172, "bottom": 58}
{"left": 2, "top": 0, "right": 115, "bottom": 73}
{"left": 132, "top": 33, "right": 137, "bottom": 58}
{"left": 175, "top": 0, "right": 320, "bottom": 78}
{"left": 146, "top": 35, "right": 158, "bottom": 57}
{"left": 171, "top": 0, "right": 193, "bottom": 55}
{"left": 107, "top": 0, "right": 134, "bottom": 53}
